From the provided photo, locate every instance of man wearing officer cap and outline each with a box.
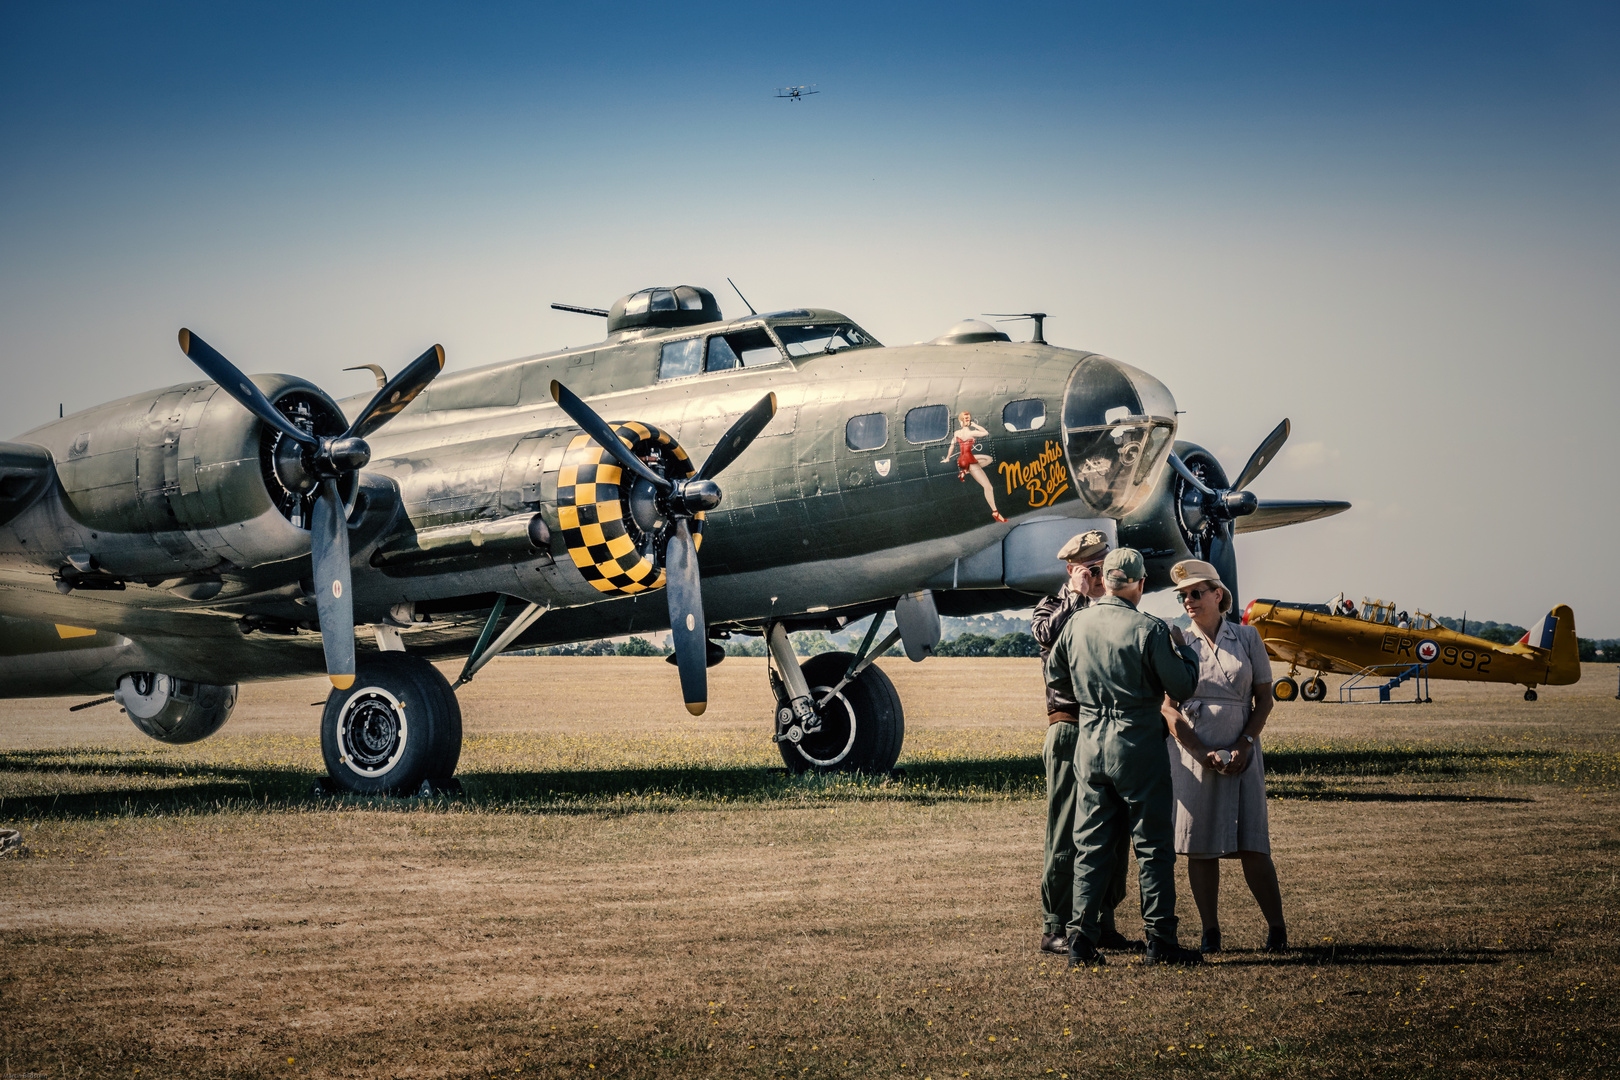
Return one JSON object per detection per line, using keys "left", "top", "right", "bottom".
{"left": 1046, "top": 546, "right": 1205, "bottom": 966}
{"left": 1031, "top": 530, "right": 1135, "bottom": 955}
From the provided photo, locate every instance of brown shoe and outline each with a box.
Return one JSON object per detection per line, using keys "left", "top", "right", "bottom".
{"left": 1040, "top": 932, "right": 1070, "bottom": 954}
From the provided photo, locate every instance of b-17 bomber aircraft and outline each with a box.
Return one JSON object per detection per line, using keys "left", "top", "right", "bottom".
{"left": 0, "top": 285, "right": 1350, "bottom": 794}
{"left": 1244, "top": 597, "right": 1581, "bottom": 702}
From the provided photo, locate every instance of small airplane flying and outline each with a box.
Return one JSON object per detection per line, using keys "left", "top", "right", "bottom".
{"left": 1244, "top": 597, "right": 1581, "bottom": 702}
{"left": 775, "top": 85, "right": 818, "bottom": 101}
{"left": 0, "top": 286, "right": 1349, "bottom": 794}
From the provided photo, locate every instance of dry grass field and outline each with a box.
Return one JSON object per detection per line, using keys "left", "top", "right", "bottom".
{"left": 2, "top": 656, "right": 1618, "bottom": 1079}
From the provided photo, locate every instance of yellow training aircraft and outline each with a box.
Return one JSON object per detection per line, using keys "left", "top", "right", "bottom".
{"left": 1242, "top": 597, "right": 1581, "bottom": 702}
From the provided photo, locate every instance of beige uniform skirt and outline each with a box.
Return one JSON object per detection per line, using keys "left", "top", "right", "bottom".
{"left": 1168, "top": 620, "right": 1273, "bottom": 858}
{"left": 1169, "top": 698, "right": 1271, "bottom": 857}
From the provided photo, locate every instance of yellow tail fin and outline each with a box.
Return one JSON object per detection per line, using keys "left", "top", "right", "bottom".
{"left": 1539, "top": 604, "right": 1581, "bottom": 685}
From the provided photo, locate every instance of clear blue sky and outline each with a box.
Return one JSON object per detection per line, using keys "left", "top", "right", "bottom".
{"left": 4, "top": 2, "right": 1617, "bottom": 633}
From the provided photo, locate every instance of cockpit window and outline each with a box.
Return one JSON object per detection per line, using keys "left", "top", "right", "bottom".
{"left": 711, "top": 327, "right": 783, "bottom": 368}
{"left": 659, "top": 337, "right": 703, "bottom": 380}
{"left": 661, "top": 328, "right": 786, "bottom": 380}
{"left": 775, "top": 323, "right": 872, "bottom": 357}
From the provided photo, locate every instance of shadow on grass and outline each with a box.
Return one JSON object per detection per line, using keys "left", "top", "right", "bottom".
{"left": 0, "top": 743, "right": 1590, "bottom": 820}
{"left": 1211, "top": 942, "right": 1532, "bottom": 967}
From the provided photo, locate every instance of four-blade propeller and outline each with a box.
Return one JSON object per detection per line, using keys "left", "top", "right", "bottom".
{"left": 177, "top": 329, "right": 445, "bottom": 688}
{"left": 1165, "top": 418, "right": 1290, "bottom": 620}
{"left": 550, "top": 380, "right": 777, "bottom": 716}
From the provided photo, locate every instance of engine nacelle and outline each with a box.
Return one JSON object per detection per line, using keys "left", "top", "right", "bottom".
{"left": 1118, "top": 439, "right": 1230, "bottom": 592}
{"left": 113, "top": 672, "right": 238, "bottom": 744}
{"left": 1, "top": 374, "right": 353, "bottom": 582}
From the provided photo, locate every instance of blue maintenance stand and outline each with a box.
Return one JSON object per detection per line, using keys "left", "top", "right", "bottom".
{"left": 1339, "top": 663, "right": 1431, "bottom": 704}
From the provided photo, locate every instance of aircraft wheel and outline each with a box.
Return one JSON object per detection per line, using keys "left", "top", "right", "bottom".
{"left": 1301, "top": 677, "right": 1328, "bottom": 702}
{"left": 321, "top": 653, "right": 462, "bottom": 795}
{"left": 779, "top": 651, "right": 904, "bottom": 774}
{"left": 1524, "top": 688, "right": 1538, "bottom": 702}
{"left": 1273, "top": 677, "right": 1299, "bottom": 702}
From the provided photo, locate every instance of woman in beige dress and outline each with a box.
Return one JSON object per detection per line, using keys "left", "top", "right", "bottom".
{"left": 1161, "top": 559, "right": 1287, "bottom": 953}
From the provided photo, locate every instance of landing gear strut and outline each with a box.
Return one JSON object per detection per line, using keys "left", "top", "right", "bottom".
{"left": 766, "top": 621, "right": 905, "bottom": 774}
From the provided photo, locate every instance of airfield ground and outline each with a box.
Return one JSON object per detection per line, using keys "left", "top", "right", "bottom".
{"left": 2, "top": 657, "right": 1617, "bottom": 1079}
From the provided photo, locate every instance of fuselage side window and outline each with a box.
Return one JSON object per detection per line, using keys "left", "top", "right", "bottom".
{"left": 1002, "top": 397, "right": 1047, "bottom": 432}
{"left": 659, "top": 337, "right": 703, "bottom": 380}
{"left": 705, "top": 335, "right": 740, "bottom": 372}
{"left": 905, "top": 404, "right": 949, "bottom": 444}
{"left": 845, "top": 412, "right": 888, "bottom": 452}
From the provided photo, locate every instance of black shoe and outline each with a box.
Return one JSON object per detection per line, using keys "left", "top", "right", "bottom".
{"left": 1067, "top": 934, "right": 1106, "bottom": 968}
{"left": 1262, "top": 925, "right": 1288, "bottom": 953}
{"left": 1200, "top": 928, "right": 1221, "bottom": 954}
{"left": 1040, "top": 932, "right": 1069, "bottom": 954}
{"left": 1097, "top": 928, "right": 1144, "bottom": 951}
{"left": 1145, "top": 938, "right": 1205, "bottom": 965}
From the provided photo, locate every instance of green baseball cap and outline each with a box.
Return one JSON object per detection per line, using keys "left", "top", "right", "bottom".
{"left": 1102, "top": 546, "right": 1146, "bottom": 587}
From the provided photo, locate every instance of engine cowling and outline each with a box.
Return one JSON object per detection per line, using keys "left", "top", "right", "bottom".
{"left": 1, "top": 374, "right": 353, "bottom": 582}
{"left": 113, "top": 672, "right": 238, "bottom": 743}
{"left": 1117, "top": 439, "right": 1229, "bottom": 591}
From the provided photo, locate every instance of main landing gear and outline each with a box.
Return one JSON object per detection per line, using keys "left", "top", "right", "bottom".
{"left": 1274, "top": 668, "right": 1328, "bottom": 703}
{"left": 320, "top": 652, "right": 462, "bottom": 795}
{"left": 765, "top": 621, "right": 905, "bottom": 774}
{"left": 1524, "top": 688, "right": 1538, "bottom": 701}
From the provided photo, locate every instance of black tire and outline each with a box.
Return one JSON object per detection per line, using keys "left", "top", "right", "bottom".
{"left": 1301, "top": 677, "right": 1328, "bottom": 702}
{"left": 1524, "top": 688, "right": 1538, "bottom": 702}
{"left": 1273, "top": 677, "right": 1299, "bottom": 702}
{"left": 778, "top": 651, "right": 904, "bottom": 774}
{"left": 320, "top": 653, "right": 462, "bottom": 795}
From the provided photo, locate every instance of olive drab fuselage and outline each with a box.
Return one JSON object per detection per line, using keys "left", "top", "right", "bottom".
{"left": 0, "top": 301, "right": 1333, "bottom": 696}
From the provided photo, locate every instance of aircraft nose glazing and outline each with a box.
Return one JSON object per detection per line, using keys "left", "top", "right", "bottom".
{"left": 1059, "top": 355, "right": 1179, "bottom": 518}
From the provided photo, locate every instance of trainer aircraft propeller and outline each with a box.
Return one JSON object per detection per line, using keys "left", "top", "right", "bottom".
{"left": 0, "top": 284, "right": 1349, "bottom": 794}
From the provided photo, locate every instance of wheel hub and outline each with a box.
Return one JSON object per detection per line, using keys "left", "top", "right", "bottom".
{"left": 338, "top": 689, "right": 409, "bottom": 774}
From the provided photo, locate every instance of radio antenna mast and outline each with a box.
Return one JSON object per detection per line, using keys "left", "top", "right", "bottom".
{"left": 727, "top": 278, "right": 758, "bottom": 316}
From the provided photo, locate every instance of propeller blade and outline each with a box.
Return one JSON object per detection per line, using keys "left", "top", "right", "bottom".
{"left": 179, "top": 329, "right": 316, "bottom": 446}
{"left": 663, "top": 517, "right": 708, "bottom": 716}
{"left": 1167, "top": 452, "right": 1215, "bottom": 496}
{"left": 697, "top": 392, "right": 778, "bottom": 482}
{"left": 1208, "top": 520, "right": 1239, "bottom": 624}
{"left": 549, "top": 380, "right": 671, "bottom": 491}
{"left": 1231, "top": 418, "right": 1291, "bottom": 492}
{"left": 345, "top": 344, "right": 445, "bottom": 441}
{"left": 310, "top": 480, "right": 356, "bottom": 689}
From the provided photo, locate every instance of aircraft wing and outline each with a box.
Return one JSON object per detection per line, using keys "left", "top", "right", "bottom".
{"left": 1236, "top": 499, "right": 1351, "bottom": 534}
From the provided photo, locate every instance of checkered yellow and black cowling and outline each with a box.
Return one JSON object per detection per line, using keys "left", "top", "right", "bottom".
{"left": 555, "top": 421, "right": 704, "bottom": 594}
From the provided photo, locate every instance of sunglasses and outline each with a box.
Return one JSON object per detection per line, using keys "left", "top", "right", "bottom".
{"left": 1073, "top": 562, "right": 1104, "bottom": 575}
{"left": 1179, "top": 587, "right": 1214, "bottom": 602}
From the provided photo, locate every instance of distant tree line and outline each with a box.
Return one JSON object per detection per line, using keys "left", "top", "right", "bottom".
{"left": 509, "top": 621, "right": 1618, "bottom": 663}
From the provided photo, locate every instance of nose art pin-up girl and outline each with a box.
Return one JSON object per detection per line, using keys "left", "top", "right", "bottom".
{"left": 945, "top": 411, "right": 1005, "bottom": 523}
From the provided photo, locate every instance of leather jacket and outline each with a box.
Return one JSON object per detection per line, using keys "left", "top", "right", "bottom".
{"left": 1032, "top": 585, "right": 1090, "bottom": 718}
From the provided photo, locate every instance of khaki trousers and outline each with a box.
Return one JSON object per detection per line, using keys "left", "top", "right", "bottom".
{"left": 1067, "top": 716, "right": 1181, "bottom": 947}
{"left": 1043, "top": 718, "right": 1128, "bottom": 936}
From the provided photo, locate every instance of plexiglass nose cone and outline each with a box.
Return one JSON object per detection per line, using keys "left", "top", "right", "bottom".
{"left": 1060, "top": 355, "right": 1179, "bottom": 518}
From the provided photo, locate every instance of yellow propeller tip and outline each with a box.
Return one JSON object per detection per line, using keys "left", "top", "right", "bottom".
{"left": 330, "top": 674, "right": 355, "bottom": 690}
{"left": 433, "top": 344, "right": 445, "bottom": 368}
{"left": 685, "top": 702, "right": 707, "bottom": 716}
{"left": 178, "top": 328, "right": 192, "bottom": 353}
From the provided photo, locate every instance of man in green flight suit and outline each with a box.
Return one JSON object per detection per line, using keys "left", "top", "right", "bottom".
{"left": 1046, "top": 546, "right": 1205, "bottom": 967}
